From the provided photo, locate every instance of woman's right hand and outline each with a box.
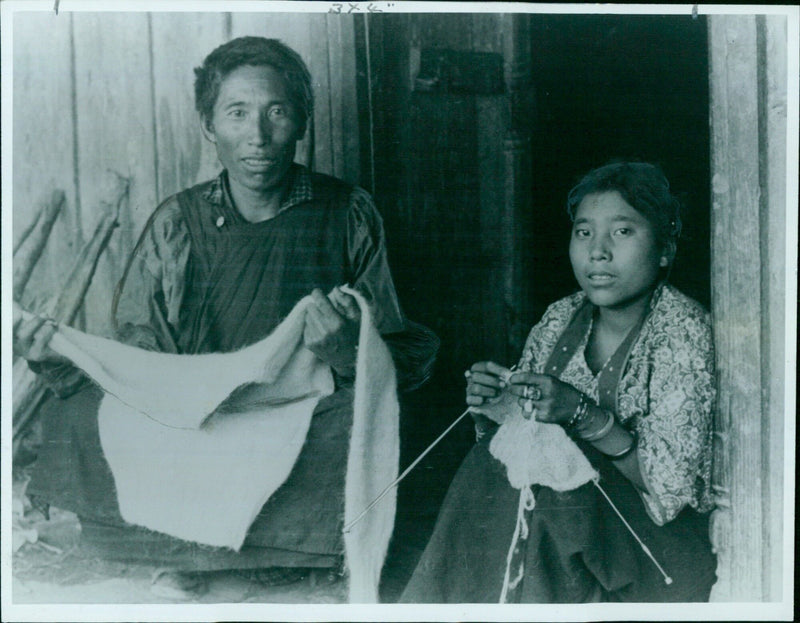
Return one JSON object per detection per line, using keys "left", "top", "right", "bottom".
{"left": 465, "top": 361, "right": 511, "bottom": 407}
{"left": 12, "top": 302, "right": 64, "bottom": 365}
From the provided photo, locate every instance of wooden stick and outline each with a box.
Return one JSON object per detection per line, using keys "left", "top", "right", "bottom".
{"left": 13, "top": 202, "right": 44, "bottom": 256}
{"left": 12, "top": 211, "right": 120, "bottom": 413}
{"left": 44, "top": 211, "right": 119, "bottom": 323}
{"left": 13, "top": 190, "right": 66, "bottom": 296}
{"left": 12, "top": 364, "right": 46, "bottom": 429}
{"left": 13, "top": 183, "right": 125, "bottom": 453}
{"left": 343, "top": 408, "right": 472, "bottom": 533}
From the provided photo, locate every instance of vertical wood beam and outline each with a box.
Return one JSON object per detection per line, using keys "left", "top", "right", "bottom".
{"left": 708, "top": 13, "right": 788, "bottom": 602}
{"left": 334, "top": 16, "right": 360, "bottom": 185}
{"left": 321, "top": 15, "right": 359, "bottom": 184}
{"left": 502, "top": 14, "right": 534, "bottom": 359}
{"left": 758, "top": 14, "right": 788, "bottom": 602}
{"left": 708, "top": 13, "right": 763, "bottom": 602}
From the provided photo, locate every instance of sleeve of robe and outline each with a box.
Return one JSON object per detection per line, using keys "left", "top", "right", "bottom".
{"left": 112, "top": 188, "right": 439, "bottom": 390}
{"left": 25, "top": 197, "right": 188, "bottom": 399}
{"left": 112, "top": 196, "right": 190, "bottom": 355}
{"left": 634, "top": 304, "right": 716, "bottom": 525}
{"left": 344, "top": 187, "right": 439, "bottom": 391}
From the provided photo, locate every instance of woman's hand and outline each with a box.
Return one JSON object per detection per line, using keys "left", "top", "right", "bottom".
{"left": 506, "top": 371, "right": 582, "bottom": 423}
{"left": 303, "top": 287, "right": 361, "bottom": 377}
{"left": 465, "top": 361, "right": 510, "bottom": 407}
{"left": 12, "top": 302, "right": 66, "bottom": 365}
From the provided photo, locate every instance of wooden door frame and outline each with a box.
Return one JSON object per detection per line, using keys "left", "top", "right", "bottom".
{"left": 707, "top": 13, "right": 793, "bottom": 602}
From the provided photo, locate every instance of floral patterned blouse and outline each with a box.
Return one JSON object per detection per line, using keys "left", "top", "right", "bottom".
{"left": 516, "top": 283, "right": 715, "bottom": 525}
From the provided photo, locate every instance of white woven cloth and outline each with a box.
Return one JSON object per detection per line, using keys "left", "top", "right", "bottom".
{"left": 44, "top": 287, "right": 398, "bottom": 603}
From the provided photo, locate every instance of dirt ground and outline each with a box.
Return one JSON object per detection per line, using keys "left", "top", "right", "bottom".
{"left": 10, "top": 469, "right": 430, "bottom": 606}
{"left": 12, "top": 531, "right": 348, "bottom": 605}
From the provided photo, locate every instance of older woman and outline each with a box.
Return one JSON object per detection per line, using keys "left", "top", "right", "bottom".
{"left": 17, "top": 37, "right": 437, "bottom": 599}
{"left": 401, "top": 161, "right": 716, "bottom": 603}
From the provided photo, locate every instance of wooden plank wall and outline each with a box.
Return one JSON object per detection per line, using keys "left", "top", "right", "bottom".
{"left": 72, "top": 12, "right": 159, "bottom": 336}
{"left": 12, "top": 13, "right": 80, "bottom": 315}
{"left": 12, "top": 11, "right": 358, "bottom": 337}
{"left": 707, "top": 14, "right": 788, "bottom": 602}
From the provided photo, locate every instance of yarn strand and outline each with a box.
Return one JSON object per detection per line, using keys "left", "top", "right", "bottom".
{"left": 499, "top": 485, "right": 536, "bottom": 603}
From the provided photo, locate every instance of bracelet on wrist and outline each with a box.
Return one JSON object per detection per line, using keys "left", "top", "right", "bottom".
{"left": 565, "top": 393, "right": 593, "bottom": 431}
{"left": 600, "top": 431, "right": 638, "bottom": 460}
{"left": 579, "top": 409, "right": 615, "bottom": 442}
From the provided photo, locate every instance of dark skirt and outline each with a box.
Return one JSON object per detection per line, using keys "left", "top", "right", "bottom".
{"left": 27, "top": 383, "right": 354, "bottom": 570}
{"left": 400, "top": 434, "right": 716, "bottom": 603}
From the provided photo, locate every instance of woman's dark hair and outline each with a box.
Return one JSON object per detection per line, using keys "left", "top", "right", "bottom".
{"left": 194, "top": 37, "right": 314, "bottom": 134}
{"left": 566, "top": 161, "right": 683, "bottom": 265}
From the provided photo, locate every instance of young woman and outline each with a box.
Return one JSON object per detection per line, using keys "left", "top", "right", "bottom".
{"left": 401, "top": 161, "right": 717, "bottom": 603}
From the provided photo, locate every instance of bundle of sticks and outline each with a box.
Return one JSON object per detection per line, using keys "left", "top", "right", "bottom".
{"left": 12, "top": 177, "right": 128, "bottom": 463}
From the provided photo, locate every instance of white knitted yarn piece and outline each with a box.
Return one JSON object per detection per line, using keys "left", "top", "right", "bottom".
{"left": 475, "top": 390, "right": 599, "bottom": 603}
{"left": 474, "top": 391, "right": 598, "bottom": 492}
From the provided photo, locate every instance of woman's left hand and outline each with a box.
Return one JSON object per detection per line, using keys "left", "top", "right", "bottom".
{"left": 303, "top": 287, "right": 361, "bottom": 376}
{"left": 506, "top": 372, "right": 582, "bottom": 423}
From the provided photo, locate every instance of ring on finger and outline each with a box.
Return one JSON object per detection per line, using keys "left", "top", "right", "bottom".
{"left": 524, "top": 385, "right": 541, "bottom": 401}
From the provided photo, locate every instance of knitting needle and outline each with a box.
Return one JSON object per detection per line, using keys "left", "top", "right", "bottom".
{"left": 343, "top": 399, "right": 674, "bottom": 588}
{"left": 593, "top": 480, "right": 673, "bottom": 585}
{"left": 343, "top": 407, "right": 472, "bottom": 533}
